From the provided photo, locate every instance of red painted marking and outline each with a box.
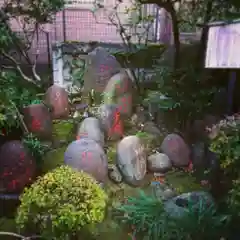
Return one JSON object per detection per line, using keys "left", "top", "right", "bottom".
{"left": 20, "top": 152, "right": 25, "bottom": 159}
{"left": 109, "top": 110, "right": 123, "bottom": 136}
{"left": 76, "top": 132, "right": 88, "bottom": 140}
{"left": 100, "top": 64, "right": 109, "bottom": 72}
{"left": 31, "top": 117, "right": 41, "bottom": 130}
{"left": 118, "top": 95, "right": 131, "bottom": 113}
{"left": 82, "top": 152, "right": 92, "bottom": 161}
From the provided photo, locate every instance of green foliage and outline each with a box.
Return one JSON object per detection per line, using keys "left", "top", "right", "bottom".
{"left": 209, "top": 116, "right": 240, "bottom": 178}
{"left": 16, "top": 166, "right": 107, "bottom": 240}
{"left": 143, "top": 66, "right": 217, "bottom": 130}
{"left": 5, "top": 0, "right": 64, "bottom": 23}
{"left": 227, "top": 178, "right": 240, "bottom": 216}
{"left": 209, "top": 116, "right": 240, "bottom": 221}
{"left": 114, "top": 190, "right": 229, "bottom": 240}
{"left": 68, "top": 56, "right": 86, "bottom": 89}
{"left": 22, "top": 133, "right": 50, "bottom": 166}
{"left": 114, "top": 190, "right": 167, "bottom": 239}
{"left": 112, "top": 44, "right": 166, "bottom": 69}
{"left": 0, "top": 70, "right": 39, "bottom": 131}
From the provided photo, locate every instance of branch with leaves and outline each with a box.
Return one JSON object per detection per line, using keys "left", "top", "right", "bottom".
{"left": 92, "top": 0, "right": 159, "bottom": 93}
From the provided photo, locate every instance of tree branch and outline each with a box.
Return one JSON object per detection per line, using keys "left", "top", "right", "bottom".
{"left": 1, "top": 50, "right": 40, "bottom": 87}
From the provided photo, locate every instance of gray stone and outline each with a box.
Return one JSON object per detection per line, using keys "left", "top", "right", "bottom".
{"left": 64, "top": 138, "right": 108, "bottom": 183}
{"left": 116, "top": 136, "right": 147, "bottom": 186}
{"left": 147, "top": 152, "right": 172, "bottom": 173}
{"left": 76, "top": 117, "right": 105, "bottom": 147}
{"left": 164, "top": 191, "right": 214, "bottom": 218}
{"left": 108, "top": 164, "right": 123, "bottom": 183}
{"left": 161, "top": 134, "right": 190, "bottom": 167}
{"left": 84, "top": 47, "right": 121, "bottom": 93}
{"left": 152, "top": 183, "right": 176, "bottom": 201}
{"left": 103, "top": 70, "right": 133, "bottom": 117}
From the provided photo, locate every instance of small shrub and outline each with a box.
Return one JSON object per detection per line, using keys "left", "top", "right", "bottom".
{"left": 114, "top": 190, "right": 229, "bottom": 240}
{"left": 16, "top": 165, "right": 107, "bottom": 240}
{"left": 209, "top": 115, "right": 240, "bottom": 178}
{"left": 228, "top": 178, "right": 240, "bottom": 216}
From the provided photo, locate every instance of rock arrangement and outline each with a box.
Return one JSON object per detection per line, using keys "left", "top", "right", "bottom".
{"left": 63, "top": 102, "right": 193, "bottom": 187}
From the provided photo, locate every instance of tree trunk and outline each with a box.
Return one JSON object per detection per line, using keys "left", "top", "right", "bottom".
{"left": 197, "top": 0, "right": 213, "bottom": 68}
{"left": 157, "top": 2, "right": 180, "bottom": 70}
{"left": 167, "top": 3, "right": 180, "bottom": 69}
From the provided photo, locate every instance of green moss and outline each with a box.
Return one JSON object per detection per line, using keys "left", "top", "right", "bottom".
{"left": 106, "top": 144, "right": 117, "bottom": 164}
{"left": 41, "top": 146, "right": 67, "bottom": 173}
{"left": 166, "top": 171, "right": 206, "bottom": 194}
{"left": 52, "top": 120, "right": 75, "bottom": 142}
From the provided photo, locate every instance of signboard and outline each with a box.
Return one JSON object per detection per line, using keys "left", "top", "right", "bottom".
{"left": 205, "top": 20, "right": 240, "bottom": 68}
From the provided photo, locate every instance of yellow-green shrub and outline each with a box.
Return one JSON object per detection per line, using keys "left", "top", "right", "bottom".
{"left": 16, "top": 166, "right": 107, "bottom": 240}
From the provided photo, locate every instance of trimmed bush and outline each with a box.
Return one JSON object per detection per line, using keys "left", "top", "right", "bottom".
{"left": 15, "top": 165, "right": 107, "bottom": 240}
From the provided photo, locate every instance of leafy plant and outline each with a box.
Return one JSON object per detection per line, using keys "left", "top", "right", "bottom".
{"left": 16, "top": 166, "right": 107, "bottom": 240}
{"left": 171, "top": 200, "right": 229, "bottom": 240}
{"left": 114, "top": 190, "right": 167, "bottom": 239}
{"left": 143, "top": 65, "right": 217, "bottom": 130}
{"left": 209, "top": 116, "right": 240, "bottom": 178}
{"left": 0, "top": 70, "right": 39, "bottom": 132}
{"left": 22, "top": 133, "right": 50, "bottom": 166}
{"left": 114, "top": 190, "right": 229, "bottom": 240}
{"left": 227, "top": 178, "right": 240, "bottom": 217}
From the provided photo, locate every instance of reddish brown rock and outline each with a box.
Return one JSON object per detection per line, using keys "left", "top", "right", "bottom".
{"left": 23, "top": 103, "right": 52, "bottom": 140}
{"left": 45, "top": 85, "right": 69, "bottom": 119}
{"left": 0, "top": 141, "right": 36, "bottom": 193}
{"left": 160, "top": 134, "right": 190, "bottom": 167}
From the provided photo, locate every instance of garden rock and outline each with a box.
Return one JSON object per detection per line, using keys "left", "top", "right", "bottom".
{"left": 103, "top": 70, "right": 133, "bottom": 117}
{"left": 45, "top": 84, "right": 69, "bottom": 119}
{"left": 164, "top": 191, "right": 215, "bottom": 218}
{"left": 108, "top": 164, "right": 122, "bottom": 183}
{"left": 84, "top": 47, "right": 121, "bottom": 93}
{"left": 0, "top": 140, "right": 36, "bottom": 193}
{"left": 76, "top": 117, "right": 105, "bottom": 147}
{"left": 97, "top": 103, "right": 123, "bottom": 140}
{"left": 116, "top": 92, "right": 133, "bottom": 117}
{"left": 116, "top": 136, "right": 147, "bottom": 186}
{"left": 147, "top": 152, "right": 172, "bottom": 173}
{"left": 161, "top": 134, "right": 190, "bottom": 167}
{"left": 64, "top": 138, "right": 108, "bottom": 183}
{"left": 153, "top": 184, "right": 176, "bottom": 201}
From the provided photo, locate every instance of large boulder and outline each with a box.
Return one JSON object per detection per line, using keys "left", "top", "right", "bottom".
{"left": 84, "top": 47, "right": 121, "bottom": 93}
{"left": 160, "top": 134, "right": 190, "bottom": 167}
{"left": 45, "top": 84, "right": 69, "bottom": 119}
{"left": 76, "top": 117, "right": 105, "bottom": 147}
{"left": 116, "top": 136, "right": 147, "bottom": 186}
{"left": 103, "top": 70, "right": 133, "bottom": 117}
{"left": 0, "top": 141, "right": 36, "bottom": 193}
{"left": 22, "top": 103, "right": 52, "bottom": 140}
{"left": 164, "top": 191, "right": 214, "bottom": 218}
{"left": 64, "top": 138, "right": 108, "bottom": 183}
